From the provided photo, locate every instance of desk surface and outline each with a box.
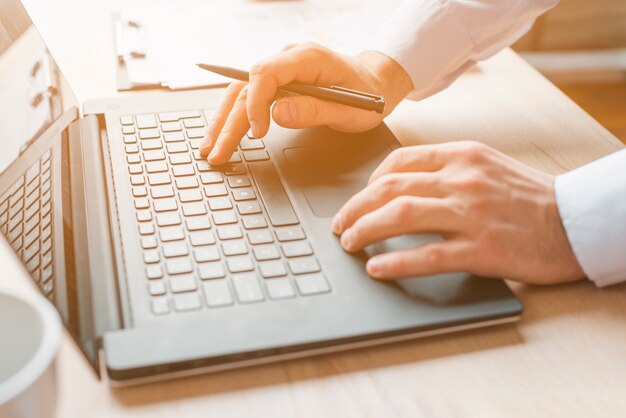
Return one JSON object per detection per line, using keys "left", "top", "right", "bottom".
{"left": 5, "top": 0, "right": 625, "bottom": 417}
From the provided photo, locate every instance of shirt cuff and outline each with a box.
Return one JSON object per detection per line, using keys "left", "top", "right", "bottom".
{"left": 555, "top": 149, "right": 626, "bottom": 287}
{"left": 369, "top": 0, "right": 474, "bottom": 100}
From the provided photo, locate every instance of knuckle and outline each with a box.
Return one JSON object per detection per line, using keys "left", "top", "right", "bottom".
{"left": 453, "top": 173, "right": 487, "bottom": 192}
{"left": 390, "top": 196, "right": 415, "bottom": 220}
{"left": 375, "top": 174, "right": 400, "bottom": 198}
{"left": 423, "top": 246, "right": 445, "bottom": 271}
{"left": 248, "top": 61, "right": 268, "bottom": 78}
{"left": 235, "top": 86, "right": 249, "bottom": 103}
{"left": 386, "top": 149, "right": 406, "bottom": 170}
{"left": 457, "top": 141, "right": 489, "bottom": 163}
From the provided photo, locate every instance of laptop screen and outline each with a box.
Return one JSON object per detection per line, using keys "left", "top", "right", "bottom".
{"left": 0, "top": 0, "right": 101, "bottom": 371}
{"left": 0, "top": 0, "right": 78, "bottom": 174}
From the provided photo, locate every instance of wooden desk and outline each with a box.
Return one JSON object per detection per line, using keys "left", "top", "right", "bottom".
{"left": 8, "top": 0, "right": 626, "bottom": 416}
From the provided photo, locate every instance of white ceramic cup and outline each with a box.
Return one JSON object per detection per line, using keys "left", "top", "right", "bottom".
{"left": 0, "top": 287, "right": 61, "bottom": 418}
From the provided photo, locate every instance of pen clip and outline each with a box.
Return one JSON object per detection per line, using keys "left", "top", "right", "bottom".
{"left": 329, "top": 85, "right": 384, "bottom": 100}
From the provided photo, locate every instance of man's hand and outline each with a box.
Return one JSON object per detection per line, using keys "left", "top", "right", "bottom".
{"left": 200, "top": 42, "right": 413, "bottom": 165}
{"left": 332, "top": 141, "right": 585, "bottom": 285}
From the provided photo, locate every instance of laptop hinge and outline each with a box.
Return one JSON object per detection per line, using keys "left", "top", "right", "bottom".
{"left": 67, "top": 114, "right": 122, "bottom": 375}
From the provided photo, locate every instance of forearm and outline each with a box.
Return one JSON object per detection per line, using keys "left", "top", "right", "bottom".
{"left": 371, "top": 0, "right": 559, "bottom": 100}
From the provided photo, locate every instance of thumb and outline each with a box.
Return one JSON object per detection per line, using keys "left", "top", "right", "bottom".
{"left": 272, "top": 96, "right": 350, "bottom": 129}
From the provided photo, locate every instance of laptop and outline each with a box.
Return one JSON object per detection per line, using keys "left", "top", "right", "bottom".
{"left": 0, "top": 0, "right": 522, "bottom": 386}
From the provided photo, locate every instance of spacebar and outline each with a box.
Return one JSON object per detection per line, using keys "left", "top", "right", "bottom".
{"left": 249, "top": 162, "right": 299, "bottom": 226}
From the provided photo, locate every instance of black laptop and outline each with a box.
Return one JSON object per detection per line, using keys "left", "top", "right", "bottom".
{"left": 0, "top": 0, "right": 522, "bottom": 385}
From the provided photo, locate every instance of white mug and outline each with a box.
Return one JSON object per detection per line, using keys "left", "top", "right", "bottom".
{"left": 0, "top": 287, "right": 61, "bottom": 418}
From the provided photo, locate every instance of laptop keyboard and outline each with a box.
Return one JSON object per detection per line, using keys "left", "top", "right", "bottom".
{"left": 0, "top": 150, "right": 55, "bottom": 298}
{"left": 120, "top": 111, "right": 331, "bottom": 315}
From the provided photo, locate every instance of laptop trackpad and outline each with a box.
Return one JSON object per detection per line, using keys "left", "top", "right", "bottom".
{"left": 284, "top": 140, "right": 392, "bottom": 218}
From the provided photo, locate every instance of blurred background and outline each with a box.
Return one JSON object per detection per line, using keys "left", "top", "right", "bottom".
{"left": 513, "top": 0, "right": 626, "bottom": 143}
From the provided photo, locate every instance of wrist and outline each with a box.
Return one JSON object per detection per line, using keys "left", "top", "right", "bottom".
{"left": 357, "top": 50, "right": 414, "bottom": 113}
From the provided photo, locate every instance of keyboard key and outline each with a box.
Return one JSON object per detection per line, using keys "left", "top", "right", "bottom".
{"left": 134, "top": 198, "right": 150, "bottom": 209}
{"left": 183, "top": 118, "right": 204, "bottom": 129}
{"left": 148, "top": 173, "right": 172, "bottom": 186}
{"left": 23, "top": 241, "right": 40, "bottom": 263}
{"left": 41, "top": 239, "right": 52, "bottom": 254}
{"left": 179, "top": 189, "right": 203, "bottom": 202}
{"left": 136, "top": 114, "right": 157, "bottom": 129}
{"left": 248, "top": 230, "right": 273, "bottom": 245}
{"left": 243, "top": 150, "right": 270, "bottom": 162}
{"left": 252, "top": 244, "right": 280, "bottom": 261}
{"left": 226, "top": 255, "right": 254, "bottom": 273}
{"left": 242, "top": 215, "right": 267, "bottom": 230}
{"left": 259, "top": 261, "right": 287, "bottom": 278}
{"left": 141, "top": 236, "right": 158, "bottom": 249}
{"left": 144, "top": 250, "right": 161, "bottom": 264}
{"left": 222, "top": 240, "right": 248, "bottom": 256}
{"left": 41, "top": 225, "right": 52, "bottom": 241}
{"left": 125, "top": 144, "right": 139, "bottom": 154}
{"left": 159, "top": 226, "right": 185, "bottom": 242}
{"left": 228, "top": 152, "right": 242, "bottom": 163}
{"left": 128, "top": 165, "right": 143, "bottom": 175}
{"left": 189, "top": 231, "right": 215, "bottom": 246}
{"left": 26, "top": 254, "right": 40, "bottom": 273}
{"left": 228, "top": 176, "right": 251, "bottom": 188}
{"left": 127, "top": 154, "right": 141, "bottom": 164}
{"left": 288, "top": 257, "right": 321, "bottom": 275}
{"left": 166, "top": 258, "right": 193, "bottom": 275}
{"left": 188, "top": 139, "right": 202, "bottom": 150}
{"left": 144, "top": 150, "right": 166, "bottom": 161}
{"left": 159, "top": 110, "right": 201, "bottom": 122}
{"left": 156, "top": 212, "right": 181, "bottom": 227}
{"left": 265, "top": 278, "right": 296, "bottom": 300}
{"left": 186, "top": 217, "right": 211, "bottom": 231}
{"left": 194, "top": 246, "right": 220, "bottom": 262}
{"left": 175, "top": 177, "right": 199, "bottom": 189}
{"left": 232, "top": 273, "right": 264, "bottom": 303}
{"left": 164, "top": 131, "right": 185, "bottom": 142}
{"left": 120, "top": 115, "right": 134, "bottom": 125}
{"left": 200, "top": 172, "right": 223, "bottom": 184}
{"left": 212, "top": 210, "right": 237, "bottom": 225}
{"left": 249, "top": 162, "right": 299, "bottom": 226}
{"left": 198, "top": 262, "right": 226, "bottom": 280}
{"left": 223, "top": 164, "right": 246, "bottom": 176}
{"left": 240, "top": 138, "right": 265, "bottom": 150}
{"left": 204, "top": 184, "right": 228, "bottom": 197}
{"left": 167, "top": 143, "right": 188, "bottom": 153}
{"left": 24, "top": 215, "right": 38, "bottom": 236}
{"left": 151, "top": 297, "right": 170, "bottom": 315}
{"left": 202, "top": 280, "right": 233, "bottom": 307}
{"left": 136, "top": 210, "right": 152, "bottom": 222}
{"left": 275, "top": 226, "right": 306, "bottom": 242}
{"left": 146, "top": 264, "right": 163, "bottom": 279}
{"left": 174, "top": 293, "right": 201, "bottom": 312}
{"left": 169, "top": 274, "right": 197, "bottom": 293}
{"left": 281, "top": 242, "right": 313, "bottom": 258}
{"left": 123, "top": 135, "right": 137, "bottom": 144}
{"left": 26, "top": 162, "right": 40, "bottom": 184}
{"left": 217, "top": 225, "right": 243, "bottom": 240}
{"left": 161, "top": 121, "right": 182, "bottom": 132}
{"left": 141, "top": 139, "right": 162, "bottom": 151}
{"left": 139, "top": 223, "right": 155, "bottom": 235}
{"left": 196, "top": 160, "right": 212, "bottom": 172}
{"left": 208, "top": 197, "right": 232, "bottom": 211}
{"left": 146, "top": 161, "right": 168, "bottom": 173}
{"left": 148, "top": 280, "right": 167, "bottom": 296}
{"left": 130, "top": 175, "right": 144, "bottom": 185}
{"left": 24, "top": 228, "right": 39, "bottom": 249}
{"left": 232, "top": 188, "right": 256, "bottom": 201}
{"left": 182, "top": 203, "right": 207, "bottom": 216}
{"left": 132, "top": 186, "right": 148, "bottom": 197}
{"left": 169, "top": 153, "right": 191, "bottom": 164}
{"left": 192, "top": 151, "right": 204, "bottom": 161}
{"left": 163, "top": 242, "right": 189, "bottom": 258}
{"left": 139, "top": 129, "right": 160, "bottom": 140}
{"left": 186, "top": 127, "right": 205, "bottom": 138}
{"left": 153, "top": 198, "right": 178, "bottom": 212}
{"left": 151, "top": 185, "right": 175, "bottom": 199}
{"left": 295, "top": 274, "right": 331, "bottom": 295}
{"left": 172, "top": 165, "right": 195, "bottom": 177}
{"left": 122, "top": 125, "right": 135, "bottom": 135}
{"left": 237, "top": 201, "right": 262, "bottom": 215}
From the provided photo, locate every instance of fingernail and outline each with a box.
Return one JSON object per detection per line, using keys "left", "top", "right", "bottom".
{"left": 250, "top": 120, "right": 260, "bottom": 138}
{"left": 208, "top": 149, "right": 218, "bottom": 164}
{"left": 276, "top": 100, "right": 296, "bottom": 124}
{"left": 367, "top": 258, "right": 383, "bottom": 278}
{"left": 331, "top": 215, "right": 342, "bottom": 235}
{"left": 340, "top": 229, "right": 353, "bottom": 251}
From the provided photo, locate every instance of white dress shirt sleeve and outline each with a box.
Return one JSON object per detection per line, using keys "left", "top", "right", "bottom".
{"left": 555, "top": 150, "right": 626, "bottom": 287}
{"left": 371, "top": 0, "right": 559, "bottom": 99}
